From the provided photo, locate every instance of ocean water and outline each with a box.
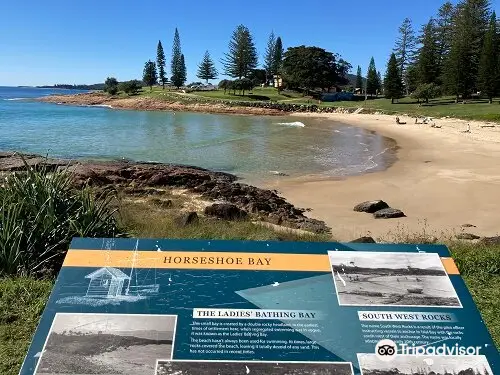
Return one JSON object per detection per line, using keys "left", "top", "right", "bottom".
{"left": 0, "top": 86, "right": 396, "bottom": 181}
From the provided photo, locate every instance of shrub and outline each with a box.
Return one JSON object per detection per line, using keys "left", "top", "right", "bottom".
{"left": 411, "top": 83, "right": 441, "bottom": 103}
{"left": 118, "top": 80, "right": 142, "bottom": 95}
{"left": 104, "top": 77, "right": 119, "bottom": 95}
{"left": 0, "top": 159, "right": 121, "bottom": 277}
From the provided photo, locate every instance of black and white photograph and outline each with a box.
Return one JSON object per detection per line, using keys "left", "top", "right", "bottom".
{"left": 357, "top": 354, "right": 493, "bottom": 375}
{"left": 35, "top": 313, "right": 176, "bottom": 375}
{"left": 155, "top": 360, "right": 354, "bottom": 375}
{"left": 328, "top": 251, "right": 461, "bottom": 307}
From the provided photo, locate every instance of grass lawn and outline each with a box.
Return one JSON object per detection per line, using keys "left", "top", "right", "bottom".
{"left": 319, "top": 96, "right": 500, "bottom": 122}
{"left": 1, "top": 190, "right": 499, "bottom": 375}
{"left": 139, "top": 86, "right": 304, "bottom": 103}
{"left": 135, "top": 86, "right": 500, "bottom": 122}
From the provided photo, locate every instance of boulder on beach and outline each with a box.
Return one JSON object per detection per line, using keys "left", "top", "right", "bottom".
{"left": 353, "top": 200, "right": 390, "bottom": 213}
{"left": 204, "top": 203, "right": 248, "bottom": 221}
{"left": 373, "top": 208, "right": 406, "bottom": 219}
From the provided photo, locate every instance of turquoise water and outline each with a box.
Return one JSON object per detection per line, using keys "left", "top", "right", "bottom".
{"left": 0, "top": 87, "right": 396, "bottom": 181}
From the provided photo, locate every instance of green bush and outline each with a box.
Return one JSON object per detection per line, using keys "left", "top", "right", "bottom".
{"left": 0, "top": 160, "right": 121, "bottom": 277}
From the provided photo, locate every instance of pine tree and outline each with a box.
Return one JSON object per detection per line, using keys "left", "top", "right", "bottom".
{"left": 366, "top": 57, "right": 378, "bottom": 96}
{"left": 197, "top": 50, "right": 218, "bottom": 84}
{"left": 377, "top": 71, "right": 383, "bottom": 95}
{"left": 263, "top": 31, "right": 276, "bottom": 81}
{"left": 222, "top": 24, "right": 258, "bottom": 79}
{"left": 444, "top": 0, "right": 490, "bottom": 100}
{"left": 272, "top": 37, "right": 284, "bottom": 75}
{"left": 171, "top": 28, "right": 185, "bottom": 88}
{"left": 417, "top": 19, "right": 440, "bottom": 84}
{"left": 435, "top": 1, "right": 456, "bottom": 76}
{"left": 179, "top": 54, "right": 187, "bottom": 86}
{"left": 478, "top": 12, "right": 499, "bottom": 103}
{"left": 143, "top": 60, "right": 158, "bottom": 91}
{"left": 384, "top": 53, "right": 404, "bottom": 103}
{"left": 156, "top": 40, "right": 167, "bottom": 89}
{"left": 393, "top": 18, "right": 417, "bottom": 94}
{"left": 355, "top": 66, "right": 363, "bottom": 91}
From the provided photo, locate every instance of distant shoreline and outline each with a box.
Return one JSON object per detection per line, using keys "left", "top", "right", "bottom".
{"left": 37, "top": 91, "right": 285, "bottom": 116}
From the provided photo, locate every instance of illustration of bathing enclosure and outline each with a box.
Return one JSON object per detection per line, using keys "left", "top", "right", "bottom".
{"left": 85, "top": 267, "right": 130, "bottom": 298}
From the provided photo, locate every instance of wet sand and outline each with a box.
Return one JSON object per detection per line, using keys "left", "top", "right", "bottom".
{"left": 267, "top": 113, "right": 500, "bottom": 241}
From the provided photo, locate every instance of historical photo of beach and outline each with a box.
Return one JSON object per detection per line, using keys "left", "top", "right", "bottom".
{"left": 357, "top": 354, "right": 493, "bottom": 375}
{"left": 328, "top": 251, "right": 461, "bottom": 307}
{"left": 155, "top": 360, "right": 354, "bottom": 375}
{"left": 35, "top": 313, "right": 176, "bottom": 375}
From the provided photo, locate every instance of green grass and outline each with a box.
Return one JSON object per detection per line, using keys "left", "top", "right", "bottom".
{"left": 318, "top": 96, "right": 500, "bottom": 122}
{"left": 138, "top": 86, "right": 304, "bottom": 103}
{"left": 118, "top": 198, "right": 330, "bottom": 242}
{"left": 134, "top": 86, "right": 500, "bottom": 122}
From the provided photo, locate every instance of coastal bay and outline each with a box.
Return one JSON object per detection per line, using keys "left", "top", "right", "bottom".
{"left": 272, "top": 112, "right": 500, "bottom": 241}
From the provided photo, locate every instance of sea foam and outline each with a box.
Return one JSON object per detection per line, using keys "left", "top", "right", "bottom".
{"left": 275, "top": 121, "right": 305, "bottom": 127}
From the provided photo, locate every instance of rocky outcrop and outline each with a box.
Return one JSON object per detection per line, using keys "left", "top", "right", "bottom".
{"left": 373, "top": 208, "right": 406, "bottom": 219}
{"left": 353, "top": 200, "right": 389, "bottom": 213}
{"left": 0, "top": 152, "right": 330, "bottom": 234}
{"left": 37, "top": 92, "right": 377, "bottom": 116}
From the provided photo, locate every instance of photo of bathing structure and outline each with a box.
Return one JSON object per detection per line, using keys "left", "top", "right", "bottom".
{"left": 35, "top": 313, "right": 176, "bottom": 375}
{"left": 328, "top": 251, "right": 461, "bottom": 307}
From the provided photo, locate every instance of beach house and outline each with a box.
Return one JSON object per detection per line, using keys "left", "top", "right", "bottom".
{"left": 85, "top": 267, "right": 130, "bottom": 298}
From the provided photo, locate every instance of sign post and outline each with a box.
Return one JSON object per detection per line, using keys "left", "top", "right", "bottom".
{"left": 20, "top": 238, "right": 499, "bottom": 375}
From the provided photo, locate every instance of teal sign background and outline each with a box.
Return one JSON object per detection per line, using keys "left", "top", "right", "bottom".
{"left": 19, "top": 239, "right": 499, "bottom": 375}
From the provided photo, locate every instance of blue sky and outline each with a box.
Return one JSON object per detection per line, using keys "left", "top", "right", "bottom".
{"left": 0, "top": 0, "right": 498, "bottom": 86}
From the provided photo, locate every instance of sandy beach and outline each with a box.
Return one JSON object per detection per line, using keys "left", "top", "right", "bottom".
{"left": 268, "top": 113, "right": 500, "bottom": 241}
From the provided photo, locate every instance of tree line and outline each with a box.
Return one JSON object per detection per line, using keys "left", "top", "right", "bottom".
{"left": 383, "top": 0, "right": 499, "bottom": 103}
{"left": 104, "top": 24, "right": 351, "bottom": 96}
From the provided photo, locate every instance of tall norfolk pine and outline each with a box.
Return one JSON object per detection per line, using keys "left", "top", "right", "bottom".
{"left": 171, "top": 28, "right": 186, "bottom": 88}
{"left": 222, "top": 25, "right": 258, "bottom": 79}
{"left": 478, "top": 12, "right": 499, "bottom": 103}
{"left": 157, "top": 40, "right": 167, "bottom": 88}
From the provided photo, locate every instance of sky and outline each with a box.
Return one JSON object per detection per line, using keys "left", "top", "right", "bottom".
{"left": 0, "top": 0, "right": 499, "bottom": 86}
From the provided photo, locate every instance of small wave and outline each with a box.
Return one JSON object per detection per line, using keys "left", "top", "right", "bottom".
{"left": 3, "top": 97, "right": 26, "bottom": 101}
{"left": 91, "top": 104, "right": 113, "bottom": 109}
{"left": 275, "top": 121, "right": 305, "bottom": 127}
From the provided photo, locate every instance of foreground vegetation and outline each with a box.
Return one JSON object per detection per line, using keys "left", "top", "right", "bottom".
{"left": 1, "top": 165, "right": 499, "bottom": 375}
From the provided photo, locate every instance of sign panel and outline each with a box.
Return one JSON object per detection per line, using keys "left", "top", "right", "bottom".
{"left": 20, "top": 239, "right": 499, "bottom": 375}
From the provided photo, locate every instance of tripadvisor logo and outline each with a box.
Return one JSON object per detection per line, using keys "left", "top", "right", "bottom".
{"left": 375, "top": 340, "right": 482, "bottom": 361}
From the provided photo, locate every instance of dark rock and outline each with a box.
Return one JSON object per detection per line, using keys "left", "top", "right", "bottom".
{"left": 247, "top": 202, "right": 272, "bottom": 213}
{"left": 479, "top": 236, "right": 500, "bottom": 245}
{"left": 455, "top": 233, "right": 481, "bottom": 240}
{"left": 175, "top": 211, "right": 199, "bottom": 226}
{"left": 350, "top": 236, "right": 377, "bottom": 243}
{"left": 354, "top": 200, "right": 390, "bottom": 213}
{"left": 373, "top": 208, "right": 406, "bottom": 219}
{"left": 460, "top": 223, "right": 476, "bottom": 228}
{"left": 204, "top": 204, "right": 247, "bottom": 221}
